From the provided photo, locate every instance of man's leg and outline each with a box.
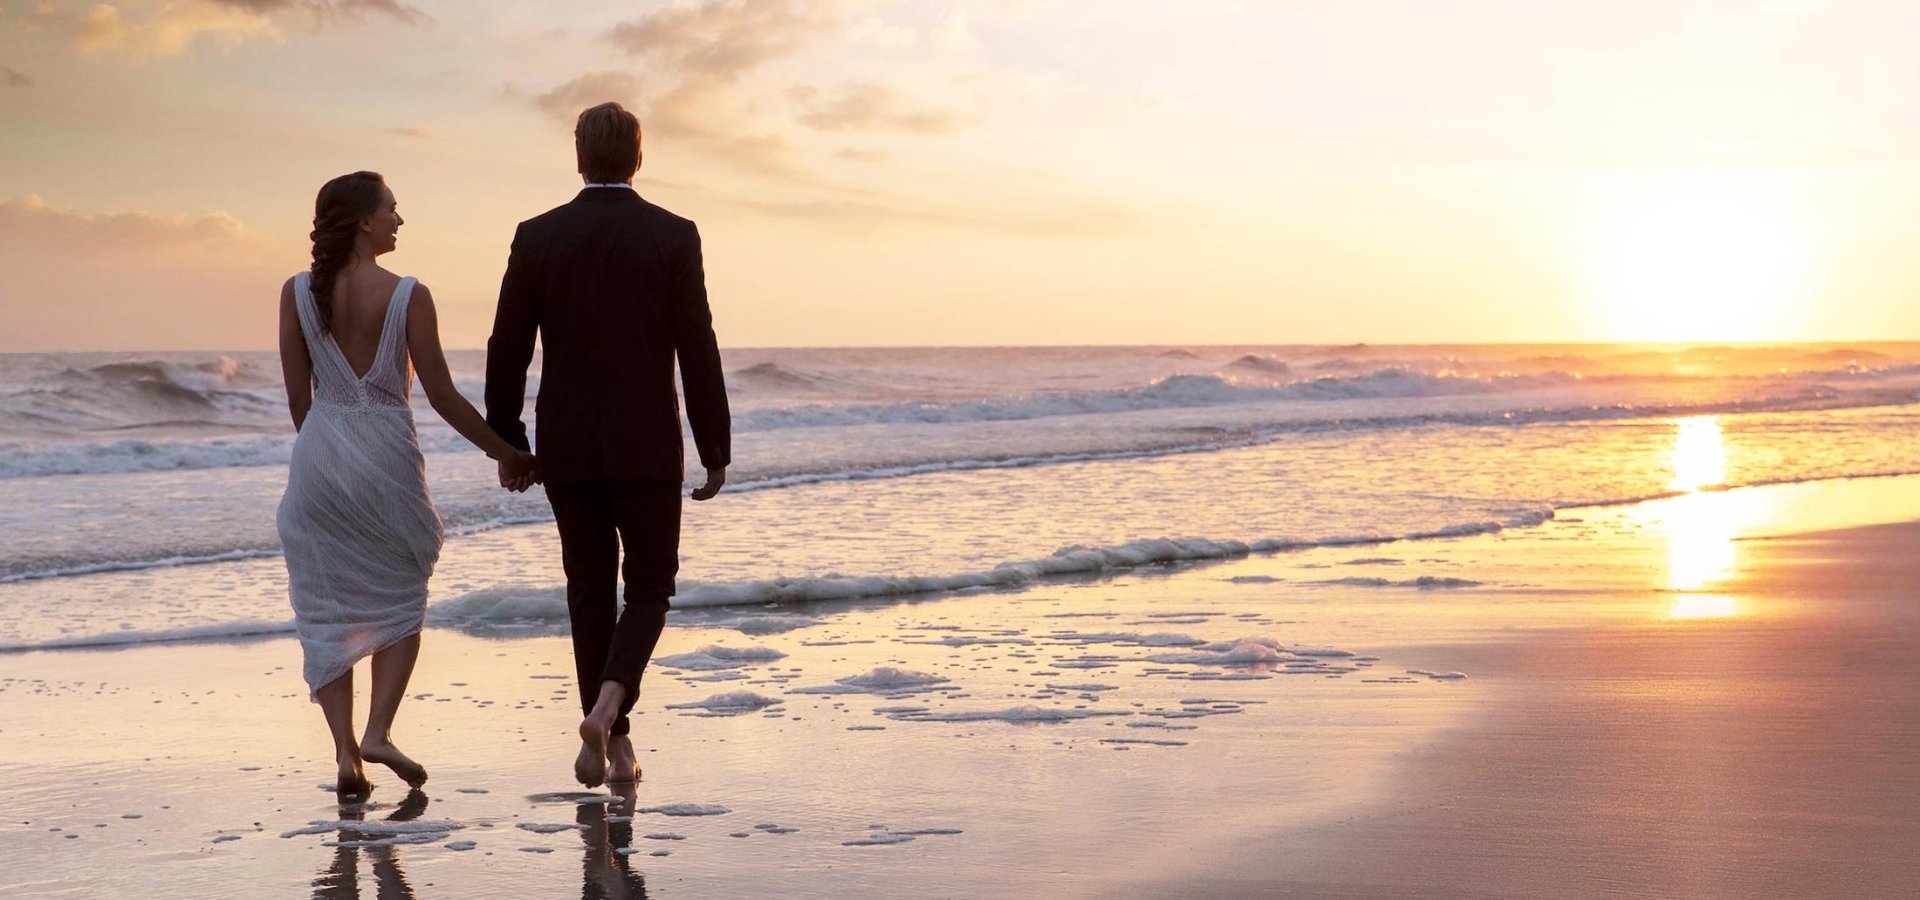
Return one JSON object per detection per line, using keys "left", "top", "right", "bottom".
{"left": 546, "top": 480, "right": 620, "bottom": 787}
{"left": 586, "top": 480, "right": 680, "bottom": 781}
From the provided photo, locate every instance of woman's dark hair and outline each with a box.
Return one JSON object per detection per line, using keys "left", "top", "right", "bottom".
{"left": 309, "top": 171, "right": 386, "bottom": 332}
{"left": 575, "top": 102, "right": 641, "bottom": 184}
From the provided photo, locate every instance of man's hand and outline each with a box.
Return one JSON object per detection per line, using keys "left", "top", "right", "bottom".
{"left": 499, "top": 451, "right": 539, "bottom": 493}
{"left": 690, "top": 466, "right": 726, "bottom": 501}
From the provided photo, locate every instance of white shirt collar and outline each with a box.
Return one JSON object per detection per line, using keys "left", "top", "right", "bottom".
{"left": 583, "top": 182, "right": 634, "bottom": 190}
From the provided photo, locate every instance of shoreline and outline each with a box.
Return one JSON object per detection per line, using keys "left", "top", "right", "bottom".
{"left": 13, "top": 470, "right": 1920, "bottom": 656}
{"left": 4, "top": 479, "right": 1919, "bottom": 897}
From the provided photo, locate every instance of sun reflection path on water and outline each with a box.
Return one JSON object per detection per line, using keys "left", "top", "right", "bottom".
{"left": 1653, "top": 416, "right": 1747, "bottom": 619}
{"left": 1608, "top": 417, "right": 1920, "bottom": 621}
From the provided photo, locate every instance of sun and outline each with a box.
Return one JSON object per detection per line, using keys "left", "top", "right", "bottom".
{"left": 1579, "top": 169, "right": 1814, "bottom": 344}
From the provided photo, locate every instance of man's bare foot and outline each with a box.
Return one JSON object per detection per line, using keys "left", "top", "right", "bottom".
{"left": 576, "top": 718, "right": 609, "bottom": 788}
{"left": 360, "top": 738, "right": 428, "bottom": 788}
{"left": 607, "top": 734, "right": 639, "bottom": 784}
{"left": 335, "top": 751, "right": 371, "bottom": 800}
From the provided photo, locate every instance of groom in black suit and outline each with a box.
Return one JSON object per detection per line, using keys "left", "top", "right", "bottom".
{"left": 485, "top": 101, "right": 731, "bottom": 788}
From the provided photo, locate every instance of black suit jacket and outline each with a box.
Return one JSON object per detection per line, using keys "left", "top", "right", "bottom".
{"left": 485, "top": 188, "right": 731, "bottom": 484}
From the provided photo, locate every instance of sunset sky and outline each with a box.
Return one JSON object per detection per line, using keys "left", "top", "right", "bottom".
{"left": 3, "top": 0, "right": 1919, "bottom": 351}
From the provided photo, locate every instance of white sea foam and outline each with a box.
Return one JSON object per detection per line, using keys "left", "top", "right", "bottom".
{"left": 788, "top": 667, "right": 950, "bottom": 695}
{"left": 654, "top": 645, "right": 789, "bottom": 670}
{"left": 662, "top": 536, "right": 1374, "bottom": 611}
{"left": 426, "top": 586, "right": 566, "bottom": 624}
{"left": 1313, "top": 575, "right": 1484, "bottom": 589}
{"left": 516, "top": 823, "right": 588, "bottom": 834}
{"left": 636, "top": 804, "right": 731, "bottom": 817}
{"left": 889, "top": 704, "right": 1130, "bottom": 723}
{"left": 0, "top": 619, "right": 295, "bottom": 652}
{"left": 283, "top": 820, "right": 463, "bottom": 838}
{"left": 664, "top": 691, "right": 785, "bottom": 713}
{"left": 1293, "top": 647, "right": 1359, "bottom": 658}
{"left": 708, "top": 614, "right": 820, "bottom": 635}
{"left": 1144, "top": 636, "right": 1360, "bottom": 668}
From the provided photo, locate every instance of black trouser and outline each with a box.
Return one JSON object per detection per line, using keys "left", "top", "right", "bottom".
{"left": 545, "top": 478, "right": 681, "bottom": 738}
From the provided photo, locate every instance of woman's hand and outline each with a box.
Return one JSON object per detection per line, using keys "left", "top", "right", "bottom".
{"left": 499, "top": 450, "right": 538, "bottom": 493}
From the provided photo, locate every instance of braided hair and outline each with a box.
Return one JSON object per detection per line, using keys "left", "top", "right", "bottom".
{"left": 308, "top": 171, "right": 386, "bottom": 333}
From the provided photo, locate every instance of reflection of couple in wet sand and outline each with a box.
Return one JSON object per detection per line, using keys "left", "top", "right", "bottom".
{"left": 311, "top": 786, "right": 649, "bottom": 899}
{"left": 274, "top": 100, "right": 730, "bottom": 802}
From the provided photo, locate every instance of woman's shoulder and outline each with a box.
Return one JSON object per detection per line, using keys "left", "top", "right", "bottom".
{"left": 402, "top": 277, "right": 435, "bottom": 311}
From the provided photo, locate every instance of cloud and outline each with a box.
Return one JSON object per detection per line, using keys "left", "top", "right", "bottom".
{"left": 930, "top": 7, "right": 976, "bottom": 54}
{"left": 720, "top": 193, "right": 1145, "bottom": 238}
{"left": 848, "top": 15, "right": 915, "bottom": 50}
{"left": 531, "top": 70, "right": 643, "bottom": 121}
{"left": 834, "top": 146, "right": 890, "bottom": 163}
{"left": 529, "top": 1, "right": 960, "bottom": 179}
{"left": 210, "top": 0, "right": 428, "bottom": 25}
{"left": 389, "top": 125, "right": 430, "bottom": 138}
{"left": 59, "top": 0, "right": 424, "bottom": 62}
{"left": 0, "top": 193, "right": 267, "bottom": 250}
{"left": 1, "top": 65, "right": 31, "bottom": 86}
{"left": 0, "top": 195, "right": 291, "bottom": 351}
{"left": 72, "top": 2, "right": 283, "bottom": 62}
{"left": 792, "top": 83, "right": 958, "bottom": 134}
{"left": 528, "top": 69, "right": 804, "bottom": 179}
{"left": 604, "top": 0, "right": 852, "bottom": 81}
{"left": 571, "top": 0, "right": 876, "bottom": 179}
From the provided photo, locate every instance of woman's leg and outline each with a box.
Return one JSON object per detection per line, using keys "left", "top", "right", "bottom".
{"left": 317, "top": 669, "right": 369, "bottom": 797}
{"left": 360, "top": 633, "right": 428, "bottom": 787}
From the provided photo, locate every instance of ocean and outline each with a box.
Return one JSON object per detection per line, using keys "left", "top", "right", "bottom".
{"left": 2, "top": 343, "right": 1916, "bottom": 652}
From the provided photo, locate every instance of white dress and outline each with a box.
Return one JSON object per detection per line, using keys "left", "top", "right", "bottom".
{"left": 277, "top": 272, "right": 444, "bottom": 699}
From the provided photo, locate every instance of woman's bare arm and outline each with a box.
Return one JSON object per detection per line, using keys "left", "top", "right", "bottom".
{"left": 405, "top": 282, "right": 535, "bottom": 476}
{"left": 278, "top": 277, "right": 313, "bottom": 432}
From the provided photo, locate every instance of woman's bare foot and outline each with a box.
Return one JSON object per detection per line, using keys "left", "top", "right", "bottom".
{"left": 607, "top": 734, "right": 639, "bottom": 784}
{"left": 336, "top": 750, "right": 372, "bottom": 800}
{"left": 576, "top": 718, "right": 609, "bottom": 788}
{"left": 360, "top": 738, "right": 428, "bottom": 788}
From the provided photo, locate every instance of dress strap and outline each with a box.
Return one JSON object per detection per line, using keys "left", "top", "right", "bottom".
{"left": 292, "top": 272, "right": 350, "bottom": 384}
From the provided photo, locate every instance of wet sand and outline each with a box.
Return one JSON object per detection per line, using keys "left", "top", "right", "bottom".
{"left": 3, "top": 477, "right": 1918, "bottom": 898}
{"left": 1139, "top": 521, "right": 1920, "bottom": 899}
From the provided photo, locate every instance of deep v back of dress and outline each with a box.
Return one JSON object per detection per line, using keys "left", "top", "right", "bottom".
{"left": 278, "top": 271, "right": 444, "bottom": 699}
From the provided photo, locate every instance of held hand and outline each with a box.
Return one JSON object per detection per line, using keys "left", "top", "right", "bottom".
{"left": 498, "top": 451, "right": 539, "bottom": 493}
{"left": 690, "top": 466, "right": 726, "bottom": 501}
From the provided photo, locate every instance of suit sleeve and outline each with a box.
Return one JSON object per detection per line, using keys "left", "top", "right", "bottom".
{"left": 485, "top": 223, "right": 538, "bottom": 453}
{"left": 669, "top": 221, "right": 731, "bottom": 470}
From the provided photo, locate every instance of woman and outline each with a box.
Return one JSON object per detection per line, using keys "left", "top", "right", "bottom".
{"left": 277, "top": 171, "right": 535, "bottom": 798}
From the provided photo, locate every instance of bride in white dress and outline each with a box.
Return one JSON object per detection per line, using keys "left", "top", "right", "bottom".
{"left": 277, "top": 171, "right": 535, "bottom": 798}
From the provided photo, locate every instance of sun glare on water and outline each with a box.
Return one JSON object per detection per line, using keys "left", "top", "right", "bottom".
{"left": 1582, "top": 170, "right": 1815, "bottom": 344}
{"left": 1655, "top": 417, "right": 1745, "bottom": 619}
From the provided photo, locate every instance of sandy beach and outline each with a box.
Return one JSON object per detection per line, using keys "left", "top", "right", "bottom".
{"left": 4, "top": 475, "right": 1918, "bottom": 898}
{"left": 1144, "top": 519, "right": 1920, "bottom": 899}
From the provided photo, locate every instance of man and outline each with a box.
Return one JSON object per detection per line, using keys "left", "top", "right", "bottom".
{"left": 486, "top": 101, "right": 731, "bottom": 788}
